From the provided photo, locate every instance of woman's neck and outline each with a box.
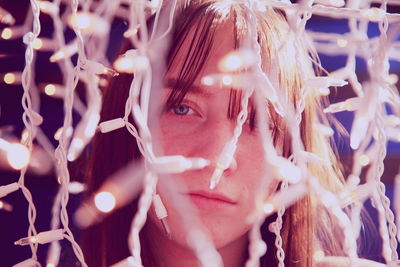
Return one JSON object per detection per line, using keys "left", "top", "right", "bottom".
{"left": 142, "top": 221, "right": 249, "bottom": 267}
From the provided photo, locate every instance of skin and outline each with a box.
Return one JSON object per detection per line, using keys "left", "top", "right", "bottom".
{"left": 145, "top": 22, "right": 278, "bottom": 267}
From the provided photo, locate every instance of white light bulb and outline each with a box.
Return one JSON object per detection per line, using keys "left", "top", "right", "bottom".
{"left": 7, "top": 143, "right": 30, "bottom": 170}
{"left": 94, "top": 191, "right": 116, "bottom": 213}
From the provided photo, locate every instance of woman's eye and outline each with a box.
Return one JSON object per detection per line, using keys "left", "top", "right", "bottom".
{"left": 171, "top": 104, "right": 193, "bottom": 116}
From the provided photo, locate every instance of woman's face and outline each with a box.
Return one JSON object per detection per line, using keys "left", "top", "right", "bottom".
{"left": 151, "top": 24, "right": 278, "bottom": 250}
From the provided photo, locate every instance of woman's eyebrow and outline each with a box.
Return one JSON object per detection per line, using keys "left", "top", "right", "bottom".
{"left": 165, "top": 77, "right": 214, "bottom": 97}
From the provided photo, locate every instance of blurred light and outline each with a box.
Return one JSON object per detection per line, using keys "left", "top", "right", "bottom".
{"left": 263, "top": 202, "right": 274, "bottom": 214}
{"left": 361, "top": 8, "right": 384, "bottom": 22}
{"left": 32, "top": 38, "right": 43, "bottom": 50}
{"left": 44, "top": 84, "right": 56, "bottom": 96}
{"left": 68, "top": 12, "right": 109, "bottom": 36}
{"left": 0, "top": 7, "right": 15, "bottom": 25}
{"left": 68, "top": 181, "right": 86, "bottom": 194}
{"left": 4, "top": 72, "right": 15, "bottom": 84}
{"left": 54, "top": 126, "right": 72, "bottom": 141}
{"left": 219, "top": 54, "right": 243, "bottom": 72}
{"left": 123, "top": 27, "right": 138, "bottom": 38}
{"left": 21, "top": 129, "right": 29, "bottom": 143}
{"left": 358, "top": 154, "right": 370, "bottom": 167}
{"left": 94, "top": 192, "right": 116, "bottom": 213}
{"left": 113, "top": 57, "right": 135, "bottom": 73}
{"left": 386, "top": 74, "right": 398, "bottom": 85}
{"left": 222, "top": 75, "right": 233, "bottom": 86}
{"left": 1, "top": 28, "right": 12, "bottom": 39}
{"left": 50, "top": 50, "right": 66, "bottom": 62}
{"left": 313, "top": 250, "right": 325, "bottom": 261}
{"left": 0, "top": 200, "right": 13, "bottom": 211}
{"left": 201, "top": 75, "right": 214, "bottom": 86}
{"left": 7, "top": 143, "right": 30, "bottom": 170}
{"left": 318, "top": 87, "right": 330, "bottom": 96}
{"left": 46, "top": 264, "right": 55, "bottom": 267}
{"left": 336, "top": 38, "right": 348, "bottom": 48}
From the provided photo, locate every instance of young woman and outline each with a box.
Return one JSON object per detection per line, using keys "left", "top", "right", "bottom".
{"left": 80, "top": 1, "right": 381, "bottom": 266}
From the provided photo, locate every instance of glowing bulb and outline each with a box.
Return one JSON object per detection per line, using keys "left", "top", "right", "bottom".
{"left": 263, "top": 203, "right": 274, "bottom": 214}
{"left": 21, "top": 129, "right": 29, "bottom": 143}
{"left": 71, "top": 13, "right": 91, "bottom": 29}
{"left": 7, "top": 143, "right": 30, "bottom": 170}
{"left": 1, "top": 28, "right": 12, "bottom": 39}
{"left": 54, "top": 126, "right": 72, "bottom": 141}
{"left": 386, "top": 74, "right": 398, "bottom": 85}
{"left": 361, "top": 8, "right": 384, "bottom": 22}
{"left": 37, "top": 1, "right": 59, "bottom": 15}
{"left": 44, "top": 84, "right": 56, "bottom": 96}
{"left": 4, "top": 72, "right": 15, "bottom": 84}
{"left": 68, "top": 181, "right": 86, "bottom": 194}
{"left": 218, "top": 49, "right": 255, "bottom": 72}
{"left": 46, "top": 264, "right": 55, "bottom": 267}
{"left": 220, "top": 54, "right": 243, "bottom": 72}
{"left": 32, "top": 38, "right": 43, "bottom": 50}
{"left": 94, "top": 191, "right": 116, "bottom": 213}
{"left": 358, "top": 154, "right": 370, "bottom": 167}
{"left": 68, "top": 12, "right": 109, "bottom": 36}
{"left": 336, "top": 38, "right": 348, "bottom": 48}
{"left": 113, "top": 52, "right": 149, "bottom": 73}
{"left": 0, "top": 8, "right": 15, "bottom": 25}
{"left": 123, "top": 27, "right": 139, "bottom": 38}
{"left": 114, "top": 57, "right": 135, "bottom": 73}
{"left": 50, "top": 50, "right": 65, "bottom": 62}
{"left": 67, "top": 138, "right": 84, "bottom": 161}
{"left": 222, "top": 75, "right": 233, "bottom": 86}
{"left": 313, "top": 250, "right": 325, "bottom": 261}
{"left": 201, "top": 75, "right": 214, "bottom": 86}
{"left": 318, "top": 87, "right": 330, "bottom": 96}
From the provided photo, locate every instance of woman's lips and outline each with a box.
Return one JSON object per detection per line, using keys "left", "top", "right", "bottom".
{"left": 186, "top": 190, "right": 237, "bottom": 211}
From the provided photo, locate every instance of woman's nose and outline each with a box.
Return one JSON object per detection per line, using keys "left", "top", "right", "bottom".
{"left": 193, "top": 119, "right": 238, "bottom": 174}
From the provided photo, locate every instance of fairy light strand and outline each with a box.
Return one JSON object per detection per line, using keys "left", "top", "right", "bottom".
{"left": 1, "top": 0, "right": 400, "bottom": 266}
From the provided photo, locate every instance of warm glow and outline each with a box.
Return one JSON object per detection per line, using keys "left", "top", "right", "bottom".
{"left": 68, "top": 12, "right": 109, "bottom": 36}
{"left": 387, "top": 74, "right": 398, "bottom": 85}
{"left": 68, "top": 181, "right": 86, "bottom": 194}
{"left": 44, "top": 84, "right": 56, "bottom": 96}
{"left": 70, "top": 13, "right": 91, "bottom": 30}
{"left": 94, "top": 191, "right": 116, "bottom": 213}
{"left": 263, "top": 202, "right": 274, "bottom": 214}
{"left": 7, "top": 143, "right": 30, "bottom": 170}
{"left": 313, "top": 250, "right": 325, "bottom": 261}
{"left": 358, "top": 154, "right": 370, "bottom": 167}
{"left": 277, "top": 161, "right": 301, "bottom": 184}
{"left": 114, "top": 57, "right": 135, "bottom": 73}
{"left": 123, "top": 28, "right": 138, "bottom": 38}
{"left": 219, "top": 53, "right": 243, "bottom": 72}
{"left": 222, "top": 74, "right": 233, "bottom": 86}
{"left": 21, "top": 129, "right": 29, "bottom": 143}
{"left": 318, "top": 87, "right": 330, "bottom": 96}
{"left": 361, "top": 8, "right": 384, "bottom": 22}
{"left": 54, "top": 126, "right": 72, "bottom": 141}
{"left": 113, "top": 54, "right": 149, "bottom": 73}
{"left": 46, "top": 263, "right": 55, "bottom": 267}
{"left": 50, "top": 50, "right": 66, "bottom": 62}
{"left": 32, "top": 38, "right": 43, "bottom": 50}
{"left": 4, "top": 72, "right": 15, "bottom": 84}
{"left": 1, "top": 28, "right": 12, "bottom": 39}
{"left": 201, "top": 75, "right": 214, "bottom": 86}
{"left": 148, "top": 0, "right": 161, "bottom": 9}
{"left": 336, "top": 38, "right": 348, "bottom": 48}
{"left": 67, "top": 138, "right": 85, "bottom": 161}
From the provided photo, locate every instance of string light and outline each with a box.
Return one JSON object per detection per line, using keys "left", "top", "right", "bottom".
{"left": 0, "top": 139, "right": 30, "bottom": 170}
{"left": 3, "top": 0, "right": 400, "bottom": 266}
{"left": 14, "top": 229, "right": 64, "bottom": 246}
{"left": 0, "top": 7, "right": 15, "bottom": 25}
{"left": 3, "top": 72, "right": 21, "bottom": 85}
{"left": 0, "top": 199, "right": 13, "bottom": 211}
{"left": 94, "top": 191, "right": 116, "bottom": 213}
{"left": 68, "top": 12, "right": 109, "bottom": 36}
{"left": 1, "top": 27, "right": 12, "bottom": 39}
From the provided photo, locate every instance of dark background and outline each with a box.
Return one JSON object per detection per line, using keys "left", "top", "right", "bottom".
{"left": 0, "top": 0, "right": 399, "bottom": 266}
